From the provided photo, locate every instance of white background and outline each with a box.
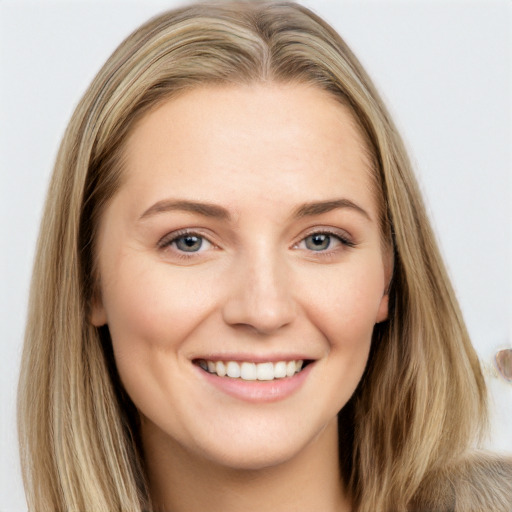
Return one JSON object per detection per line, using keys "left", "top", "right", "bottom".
{"left": 1, "top": 1, "right": 510, "bottom": 510}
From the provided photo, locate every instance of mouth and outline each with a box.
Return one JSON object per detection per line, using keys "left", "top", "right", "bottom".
{"left": 194, "top": 359, "right": 313, "bottom": 381}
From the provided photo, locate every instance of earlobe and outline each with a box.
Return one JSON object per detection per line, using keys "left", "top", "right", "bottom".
{"left": 376, "top": 293, "right": 389, "bottom": 323}
{"left": 90, "top": 296, "right": 107, "bottom": 326}
{"left": 377, "top": 244, "right": 393, "bottom": 323}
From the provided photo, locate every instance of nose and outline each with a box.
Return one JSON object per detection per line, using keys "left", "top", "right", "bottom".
{"left": 222, "top": 250, "right": 296, "bottom": 335}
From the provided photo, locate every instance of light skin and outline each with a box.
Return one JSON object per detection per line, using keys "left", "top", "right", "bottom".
{"left": 92, "top": 83, "right": 390, "bottom": 512}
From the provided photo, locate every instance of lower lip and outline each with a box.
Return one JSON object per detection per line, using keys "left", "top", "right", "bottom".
{"left": 196, "top": 363, "right": 314, "bottom": 403}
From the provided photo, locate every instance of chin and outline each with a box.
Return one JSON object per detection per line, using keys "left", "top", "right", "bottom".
{"left": 188, "top": 415, "right": 337, "bottom": 473}
{"left": 217, "top": 441, "right": 302, "bottom": 471}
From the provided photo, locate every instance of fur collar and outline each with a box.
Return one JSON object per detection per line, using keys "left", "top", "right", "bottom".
{"left": 410, "top": 452, "right": 512, "bottom": 511}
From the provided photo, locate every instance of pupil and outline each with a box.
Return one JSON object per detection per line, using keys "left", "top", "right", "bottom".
{"left": 177, "top": 235, "right": 202, "bottom": 252}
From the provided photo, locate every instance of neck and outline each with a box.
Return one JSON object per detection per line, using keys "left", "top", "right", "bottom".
{"left": 142, "top": 417, "right": 351, "bottom": 512}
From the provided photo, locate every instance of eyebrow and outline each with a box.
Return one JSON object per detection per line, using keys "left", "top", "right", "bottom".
{"left": 139, "top": 200, "right": 231, "bottom": 221}
{"left": 138, "top": 198, "right": 371, "bottom": 223}
{"left": 293, "top": 199, "right": 371, "bottom": 221}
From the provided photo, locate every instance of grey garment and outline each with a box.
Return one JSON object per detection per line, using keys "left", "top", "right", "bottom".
{"left": 409, "top": 452, "right": 512, "bottom": 512}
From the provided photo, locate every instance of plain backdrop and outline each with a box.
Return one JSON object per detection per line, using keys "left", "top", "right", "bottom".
{"left": 1, "top": 1, "right": 510, "bottom": 509}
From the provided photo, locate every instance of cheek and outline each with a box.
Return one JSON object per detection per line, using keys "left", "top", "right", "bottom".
{"left": 100, "top": 255, "right": 219, "bottom": 358}
{"left": 300, "top": 257, "right": 386, "bottom": 350}
{"left": 301, "top": 260, "right": 385, "bottom": 409}
{"left": 99, "top": 257, "right": 224, "bottom": 420}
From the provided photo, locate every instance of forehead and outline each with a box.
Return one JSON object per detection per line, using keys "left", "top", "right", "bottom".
{"left": 119, "top": 83, "right": 378, "bottom": 219}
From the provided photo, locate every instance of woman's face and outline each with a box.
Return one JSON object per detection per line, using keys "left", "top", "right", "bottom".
{"left": 92, "top": 83, "right": 390, "bottom": 470}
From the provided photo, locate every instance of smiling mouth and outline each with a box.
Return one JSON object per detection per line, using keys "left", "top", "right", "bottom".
{"left": 195, "top": 359, "right": 312, "bottom": 381}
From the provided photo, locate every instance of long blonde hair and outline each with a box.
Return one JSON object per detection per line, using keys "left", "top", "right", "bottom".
{"left": 18, "top": 2, "right": 487, "bottom": 511}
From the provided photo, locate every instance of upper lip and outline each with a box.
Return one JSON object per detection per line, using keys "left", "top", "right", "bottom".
{"left": 191, "top": 353, "right": 315, "bottom": 364}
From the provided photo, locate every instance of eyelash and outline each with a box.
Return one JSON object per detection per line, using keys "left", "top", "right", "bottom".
{"left": 157, "top": 228, "right": 355, "bottom": 260}
{"left": 295, "top": 229, "right": 355, "bottom": 253}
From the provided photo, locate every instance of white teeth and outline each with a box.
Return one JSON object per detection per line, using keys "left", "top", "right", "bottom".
{"left": 240, "top": 362, "right": 257, "bottom": 380}
{"left": 215, "top": 361, "right": 226, "bottom": 377}
{"left": 274, "top": 361, "right": 287, "bottom": 378}
{"left": 286, "top": 360, "right": 296, "bottom": 377}
{"left": 256, "top": 362, "right": 274, "bottom": 381}
{"left": 226, "top": 361, "right": 241, "bottom": 378}
{"left": 199, "top": 359, "right": 307, "bottom": 380}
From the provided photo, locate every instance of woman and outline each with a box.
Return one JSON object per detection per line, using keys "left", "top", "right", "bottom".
{"left": 18, "top": 2, "right": 512, "bottom": 511}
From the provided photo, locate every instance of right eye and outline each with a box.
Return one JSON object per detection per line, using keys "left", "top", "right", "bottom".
{"left": 158, "top": 230, "right": 214, "bottom": 256}
{"left": 173, "top": 234, "right": 205, "bottom": 252}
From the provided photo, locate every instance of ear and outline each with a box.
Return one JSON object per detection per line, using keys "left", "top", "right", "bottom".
{"left": 376, "top": 292, "right": 389, "bottom": 323}
{"left": 376, "top": 244, "right": 393, "bottom": 323}
{"left": 90, "top": 293, "right": 107, "bottom": 326}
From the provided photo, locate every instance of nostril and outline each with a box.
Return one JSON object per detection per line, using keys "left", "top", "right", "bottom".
{"left": 221, "top": 263, "right": 295, "bottom": 334}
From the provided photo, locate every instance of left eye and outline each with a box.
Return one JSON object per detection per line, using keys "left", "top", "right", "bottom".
{"left": 305, "top": 233, "right": 334, "bottom": 251}
{"left": 298, "top": 232, "right": 347, "bottom": 252}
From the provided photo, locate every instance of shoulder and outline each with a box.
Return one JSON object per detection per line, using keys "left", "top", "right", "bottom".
{"left": 410, "top": 451, "right": 512, "bottom": 512}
